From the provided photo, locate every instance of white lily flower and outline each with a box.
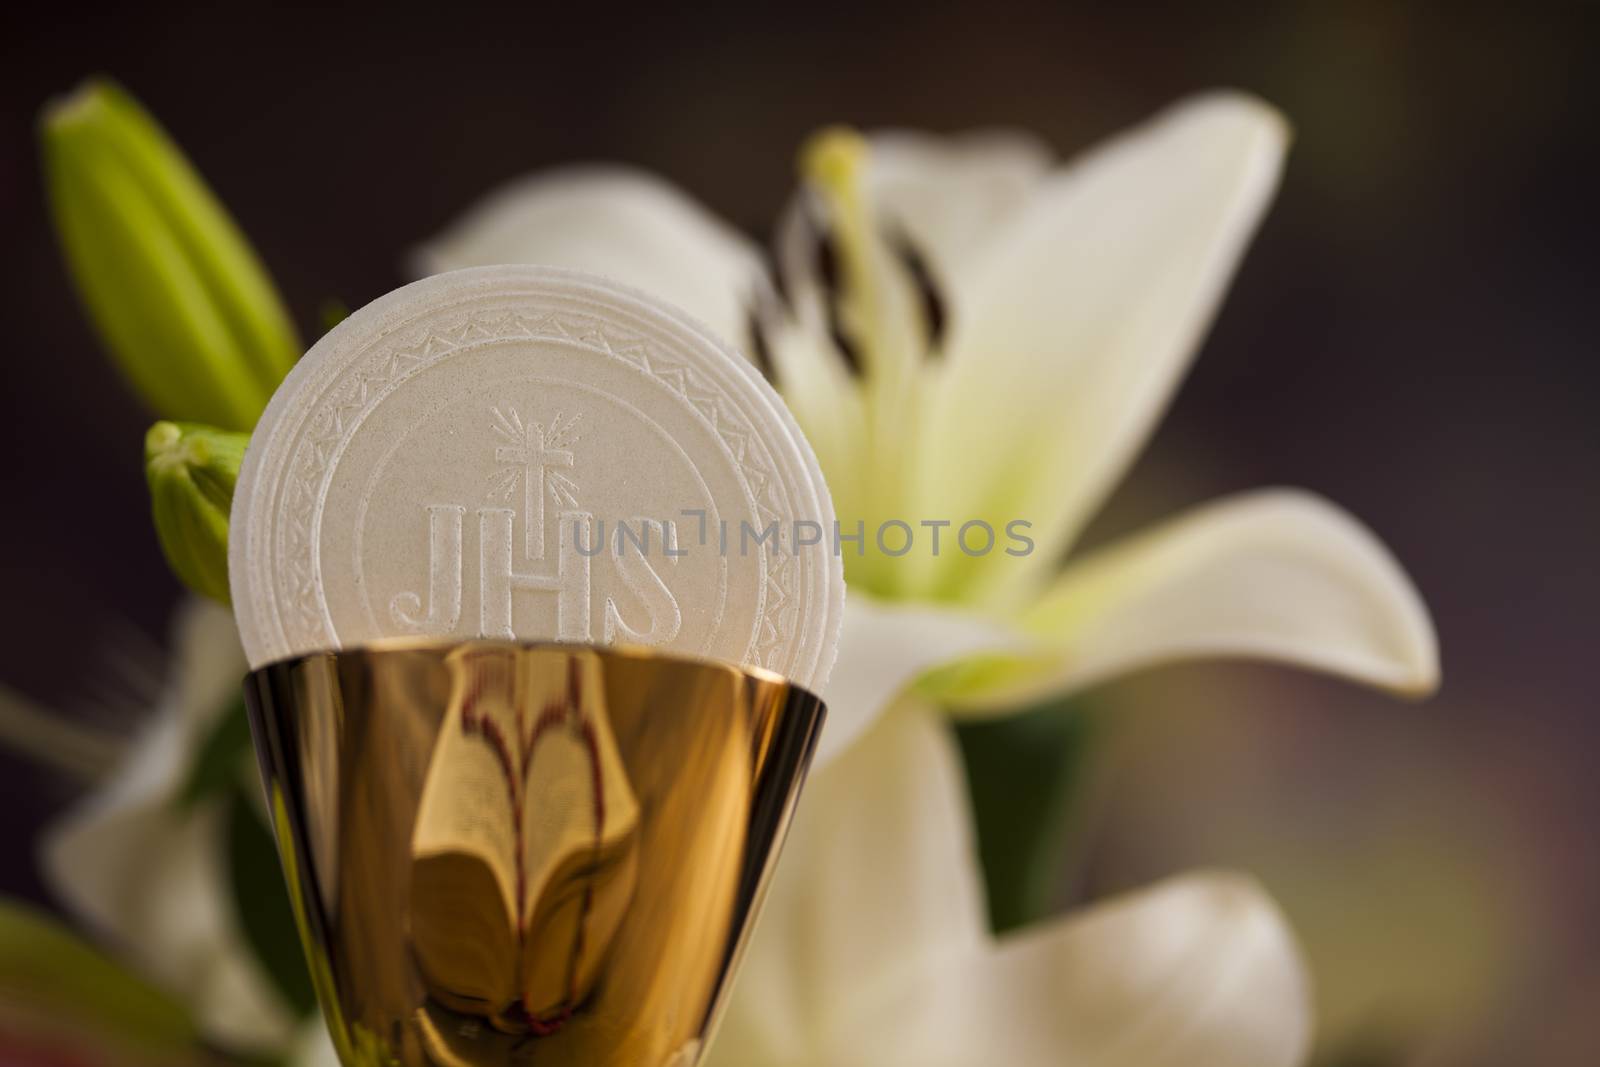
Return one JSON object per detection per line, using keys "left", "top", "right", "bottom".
{"left": 41, "top": 91, "right": 1440, "bottom": 1067}
{"left": 418, "top": 90, "right": 1436, "bottom": 754}
{"left": 40, "top": 597, "right": 300, "bottom": 1055}
{"left": 708, "top": 701, "right": 1310, "bottom": 1066}
{"left": 419, "top": 90, "right": 1438, "bottom": 1066}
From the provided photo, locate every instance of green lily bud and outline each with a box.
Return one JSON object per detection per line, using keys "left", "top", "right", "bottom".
{"left": 42, "top": 79, "right": 299, "bottom": 431}
{"left": 145, "top": 421, "right": 245, "bottom": 603}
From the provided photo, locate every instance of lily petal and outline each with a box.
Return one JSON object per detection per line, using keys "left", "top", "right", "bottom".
{"left": 817, "top": 595, "right": 1020, "bottom": 766}
{"left": 286, "top": 1018, "right": 340, "bottom": 1067}
{"left": 919, "top": 92, "right": 1289, "bottom": 602}
{"left": 847, "top": 872, "right": 1311, "bottom": 1067}
{"left": 40, "top": 600, "right": 297, "bottom": 1054}
{"left": 772, "top": 131, "right": 935, "bottom": 597}
{"left": 709, "top": 704, "right": 988, "bottom": 1064}
{"left": 773, "top": 126, "right": 1050, "bottom": 359}
{"left": 770, "top": 129, "right": 1053, "bottom": 598}
{"left": 858, "top": 128, "right": 1052, "bottom": 294}
{"left": 43, "top": 745, "right": 299, "bottom": 1054}
{"left": 943, "top": 489, "right": 1438, "bottom": 712}
{"left": 413, "top": 166, "right": 769, "bottom": 352}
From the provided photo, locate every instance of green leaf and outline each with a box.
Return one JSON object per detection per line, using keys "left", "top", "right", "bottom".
{"left": 225, "top": 785, "right": 317, "bottom": 1018}
{"left": 0, "top": 898, "right": 198, "bottom": 1053}
{"left": 954, "top": 695, "right": 1097, "bottom": 933}
{"left": 175, "top": 693, "right": 252, "bottom": 810}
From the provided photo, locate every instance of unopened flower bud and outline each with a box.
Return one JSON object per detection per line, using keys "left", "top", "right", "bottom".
{"left": 145, "top": 421, "right": 246, "bottom": 603}
{"left": 42, "top": 79, "right": 299, "bottom": 430}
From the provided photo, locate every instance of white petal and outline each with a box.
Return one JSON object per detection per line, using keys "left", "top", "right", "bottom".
{"left": 40, "top": 600, "right": 296, "bottom": 1053}
{"left": 286, "top": 1018, "right": 340, "bottom": 1067}
{"left": 414, "top": 166, "right": 769, "bottom": 351}
{"left": 918, "top": 93, "right": 1289, "bottom": 601}
{"left": 846, "top": 872, "right": 1312, "bottom": 1067}
{"left": 862, "top": 127, "right": 1052, "bottom": 290}
{"left": 43, "top": 755, "right": 298, "bottom": 1052}
{"left": 773, "top": 127, "right": 1050, "bottom": 351}
{"left": 765, "top": 320, "right": 870, "bottom": 533}
{"left": 166, "top": 596, "right": 252, "bottom": 731}
{"left": 816, "top": 594, "right": 1020, "bottom": 766}
{"left": 709, "top": 705, "right": 988, "bottom": 1065}
{"left": 952, "top": 489, "right": 1438, "bottom": 711}
{"left": 769, "top": 129, "right": 1052, "bottom": 588}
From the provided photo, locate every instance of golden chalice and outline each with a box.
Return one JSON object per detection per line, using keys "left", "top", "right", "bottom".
{"left": 246, "top": 641, "right": 824, "bottom": 1066}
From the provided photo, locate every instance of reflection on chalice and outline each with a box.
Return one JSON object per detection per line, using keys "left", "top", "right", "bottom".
{"left": 246, "top": 642, "right": 824, "bottom": 1066}
{"left": 410, "top": 649, "right": 642, "bottom": 1036}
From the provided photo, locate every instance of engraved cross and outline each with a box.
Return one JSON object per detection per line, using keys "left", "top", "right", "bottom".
{"left": 496, "top": 421, "right": 573, "bottom": 561}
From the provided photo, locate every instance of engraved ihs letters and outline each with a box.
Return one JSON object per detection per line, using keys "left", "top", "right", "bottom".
{"left": 390, "top": 407, "right": 681, "bottom": 646}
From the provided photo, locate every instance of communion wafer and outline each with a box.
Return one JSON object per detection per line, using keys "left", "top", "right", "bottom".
{"left": 229, "top": 266, "right": 844, "bottom": 690}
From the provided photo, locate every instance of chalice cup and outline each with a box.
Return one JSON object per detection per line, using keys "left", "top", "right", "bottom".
{"left": 245, "top": 641, "right": 825, "bottom": 1066}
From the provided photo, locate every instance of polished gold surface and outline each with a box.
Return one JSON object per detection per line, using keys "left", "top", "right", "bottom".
{"left": 245, "top": 642, "right": 825, "bottom": 1067}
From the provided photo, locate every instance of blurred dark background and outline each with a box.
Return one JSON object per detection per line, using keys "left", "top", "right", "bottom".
{"left": 1, "top": 4, "right": 1594, "bottom": 1065}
